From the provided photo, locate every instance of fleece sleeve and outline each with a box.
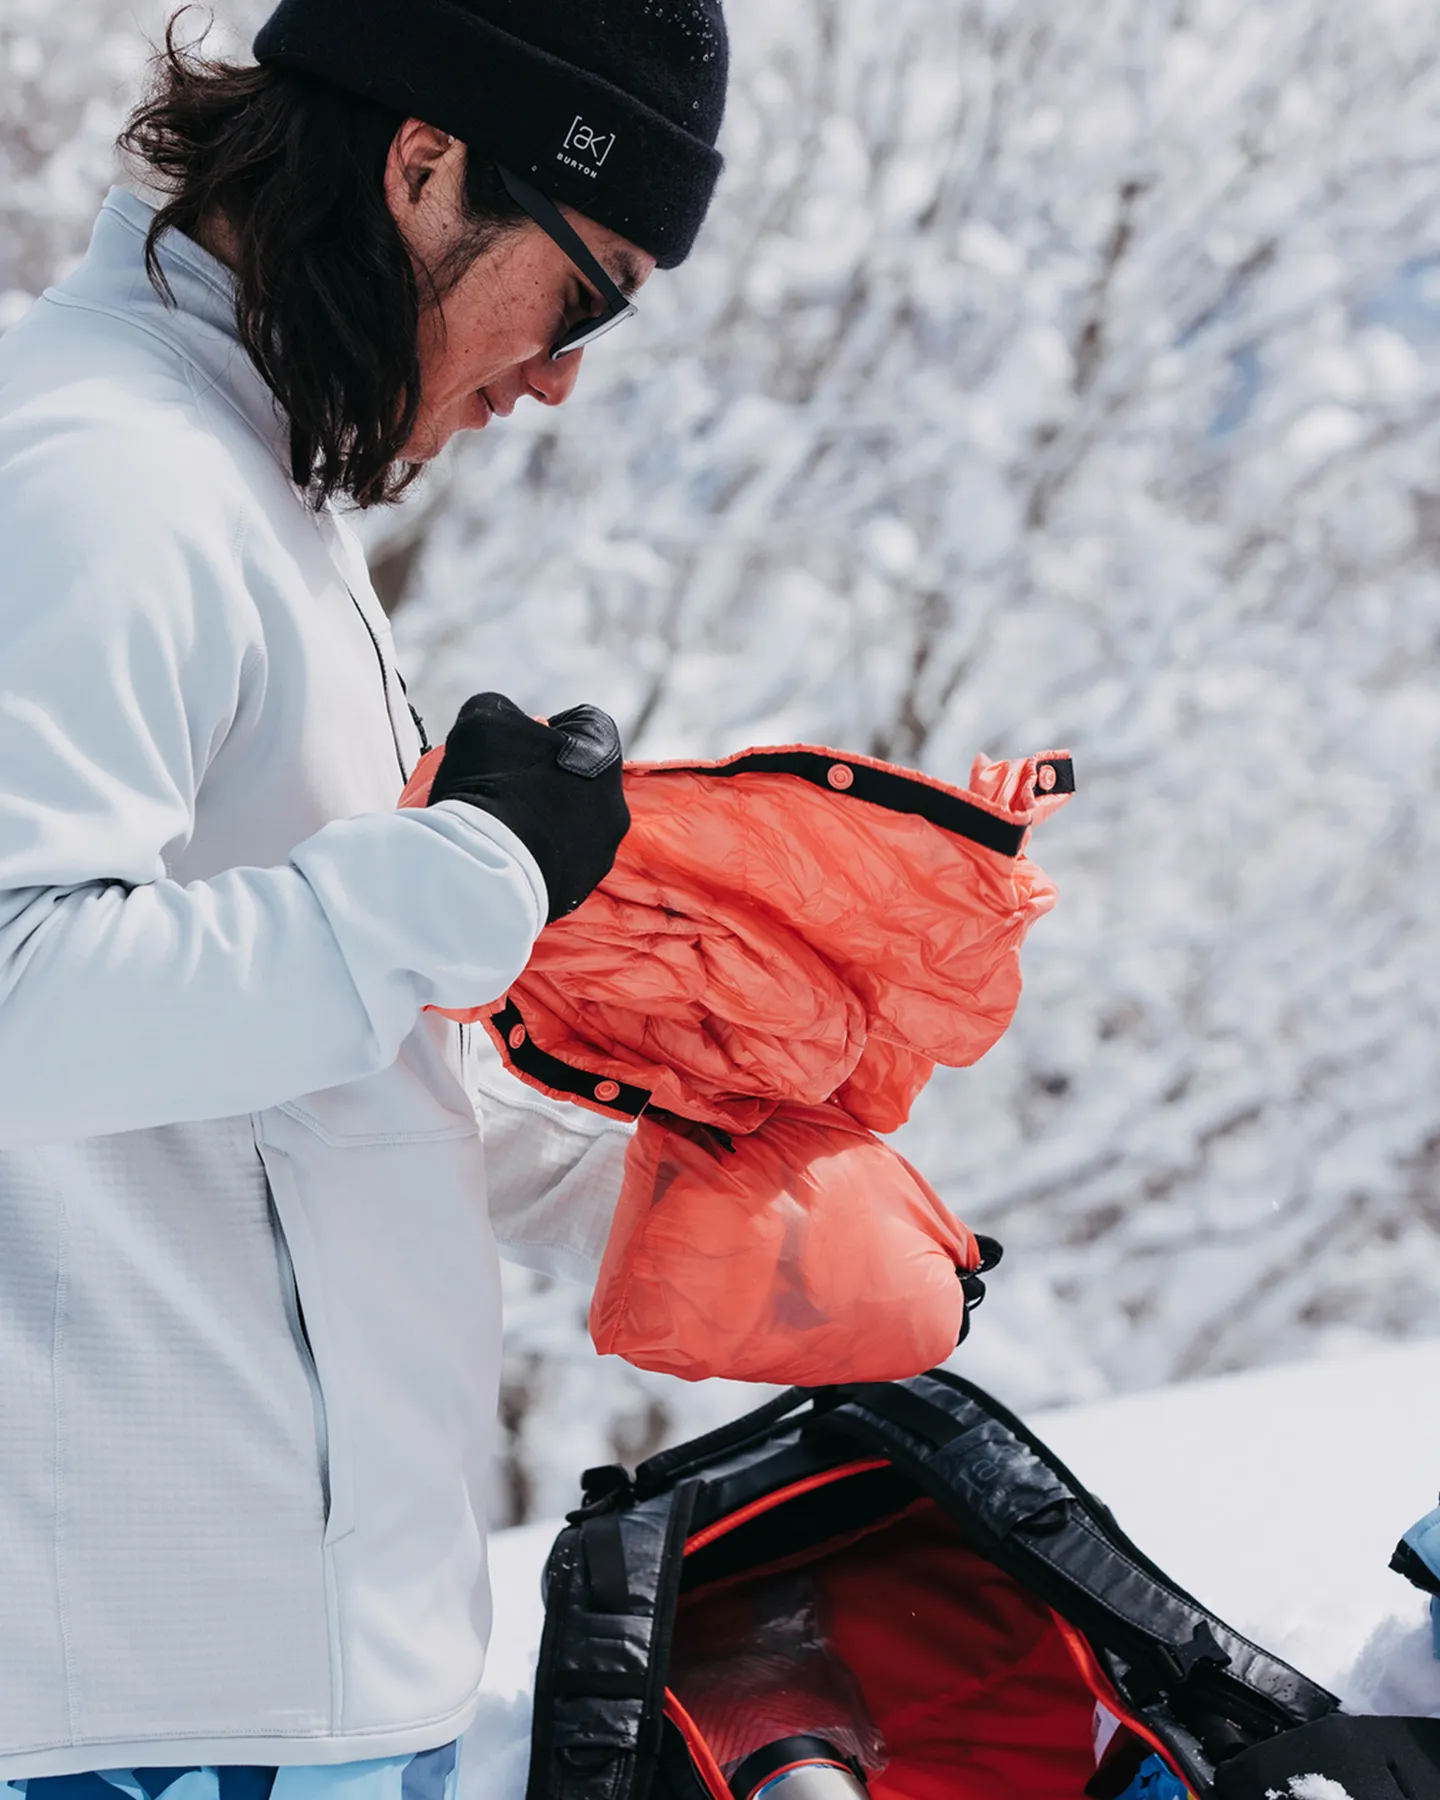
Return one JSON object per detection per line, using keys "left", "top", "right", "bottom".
{"left": 0, "top": 435, "right": 546, "bottom": 1150}
{"left": 466, "top": 1032, "right": 632, "bottom": 1284}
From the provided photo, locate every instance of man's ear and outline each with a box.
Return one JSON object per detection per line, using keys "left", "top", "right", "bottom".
{"left": 384, "top": 119, "right": 458, "bottom": 218}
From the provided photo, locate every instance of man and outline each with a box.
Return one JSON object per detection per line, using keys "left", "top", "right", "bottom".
{"left": 0, "top": 0, "right": 727, "bottom": 1791}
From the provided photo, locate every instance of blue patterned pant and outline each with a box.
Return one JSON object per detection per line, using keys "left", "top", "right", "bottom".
{"left": 1, "top": 1743, "right": 460, "bottom": 1800}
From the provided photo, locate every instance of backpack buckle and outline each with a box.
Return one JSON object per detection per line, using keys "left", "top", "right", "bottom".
{"left": 957, "top": 1236, "right": 1004, "bottom": 1342}
{"left": 1155, "top": 1621, "right": 1232, "bottom": 1688}
{"left": 567, "top": 1463, "right": 633, "bottom": 1521}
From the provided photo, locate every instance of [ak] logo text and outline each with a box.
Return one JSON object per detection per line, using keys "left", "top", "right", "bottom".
{"left": 556, "top": 116, "right": 617, "bottom": 179}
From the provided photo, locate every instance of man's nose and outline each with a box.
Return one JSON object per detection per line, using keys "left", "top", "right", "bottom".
{"left": 524, "top": 347, "right": 584, "bottom": 407}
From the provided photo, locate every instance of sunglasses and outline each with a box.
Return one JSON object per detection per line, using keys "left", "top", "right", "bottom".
{"left": 495, "top": 166, "right": 639, "bottom": 359}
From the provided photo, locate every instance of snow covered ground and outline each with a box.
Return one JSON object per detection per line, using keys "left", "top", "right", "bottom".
{"left": 463, "top": 1341, "right": 1440, "bottom": 1799}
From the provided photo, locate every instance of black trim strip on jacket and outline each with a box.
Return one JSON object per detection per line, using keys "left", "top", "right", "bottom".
{"left": 657, "top": 750, "right": 1075, "bottom": 860}
{"left": 489, "top": 755, "right": 1075, "bottom": 1108}
{"left": 489, "top": 999, "right": 651, "bottom": 1120}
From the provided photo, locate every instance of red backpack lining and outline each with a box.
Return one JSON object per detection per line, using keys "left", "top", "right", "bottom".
{"left": 665, "top": 1691, "right": 733, "bottom": 1800}
{"left": 668, "top": 1461, "right": 1186, "bottom": 1800}
{"left": 684, "top": 1461, "right": 894, "bottom": 1556}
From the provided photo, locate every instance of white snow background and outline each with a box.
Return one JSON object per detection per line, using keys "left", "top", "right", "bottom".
{"left": 6, "top": 0, "right": 1440, "bottom": 1729}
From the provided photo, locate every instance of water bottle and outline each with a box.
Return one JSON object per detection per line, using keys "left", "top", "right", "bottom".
{"left": 727, "top": 1735, "right": 870, "bottom": 1800}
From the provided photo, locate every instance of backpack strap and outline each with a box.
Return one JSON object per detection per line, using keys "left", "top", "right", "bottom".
{"left": 526, "top": 1481, "right": 701, "bottom": 1800}
{"left": 807, "top": 1375, "right": 1338, "bottom": 1790}
{"left": 1213, "top": 1715, "right": 1440, "bottom": 1799}
{"left": 632, "top": 1388, "right": 815, "bottom": 1496}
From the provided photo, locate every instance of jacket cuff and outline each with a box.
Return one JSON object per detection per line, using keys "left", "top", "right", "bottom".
{"left": 427, "top": 799, "right": 549, "bottom": 930}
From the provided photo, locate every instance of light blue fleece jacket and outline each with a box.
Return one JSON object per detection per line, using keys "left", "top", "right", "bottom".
{"left": 0, "top": 189, "right": 626, "bottom": 1777}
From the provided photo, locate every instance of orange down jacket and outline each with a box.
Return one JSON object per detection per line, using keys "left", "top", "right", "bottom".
{"left": 400, "top": 743, "right": 1073, "bottom": 1386}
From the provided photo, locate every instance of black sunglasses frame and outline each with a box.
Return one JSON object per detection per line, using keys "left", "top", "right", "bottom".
{"left": 495, "top": 166, "right": 638, "bottom": 359}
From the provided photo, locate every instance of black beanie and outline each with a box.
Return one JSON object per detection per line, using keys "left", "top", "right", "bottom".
{"left": 253, "top": 0, "right": 728, "bottom": 268}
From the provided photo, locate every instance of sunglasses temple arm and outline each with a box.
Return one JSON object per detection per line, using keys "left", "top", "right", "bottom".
{"left": 495, "top": 165, "right": 629, "bottom": 310}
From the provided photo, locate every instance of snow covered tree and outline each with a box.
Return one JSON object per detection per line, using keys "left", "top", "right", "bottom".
{"left": 394, "top": 0, "right": 1440, "bottom": 1513}
{"left": 5, "top": 0, "right": 1440, "bottom": 1522}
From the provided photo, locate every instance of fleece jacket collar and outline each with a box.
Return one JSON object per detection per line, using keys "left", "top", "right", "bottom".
{"left": 53, "top": 186, "right": 295, "bottom": 478}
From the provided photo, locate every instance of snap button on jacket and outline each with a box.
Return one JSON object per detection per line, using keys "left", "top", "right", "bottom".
{"left": 403, "top": 744, "right": 1074, "bottom": 1386}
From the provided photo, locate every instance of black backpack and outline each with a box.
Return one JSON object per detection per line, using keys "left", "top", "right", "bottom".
{"left": 526, "top": 1369, "right": 1440, "bottom": 1800}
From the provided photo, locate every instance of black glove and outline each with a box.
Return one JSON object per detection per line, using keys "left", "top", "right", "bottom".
{"left": 427, "top": 692, "right": 629, "bottom": 923}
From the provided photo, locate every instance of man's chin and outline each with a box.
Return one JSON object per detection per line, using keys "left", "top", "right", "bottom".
{"left": 397, "top": 427, "right": 450, "bottom": 464}
{"left": 399, "top": 406, "right": 489, "bottom": 463}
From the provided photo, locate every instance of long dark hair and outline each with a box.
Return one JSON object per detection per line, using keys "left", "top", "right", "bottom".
{"left": 118, "top": 13, "right": 526, "bottom": 507}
